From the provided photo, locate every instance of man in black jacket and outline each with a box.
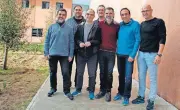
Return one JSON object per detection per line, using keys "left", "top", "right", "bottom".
{"left": 71, "top": 9, "right": 101, "bottom": 100}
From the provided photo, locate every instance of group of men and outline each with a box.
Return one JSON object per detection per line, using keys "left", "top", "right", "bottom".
{"left": 44, "top": 4, "right": 166, "bottom": 110}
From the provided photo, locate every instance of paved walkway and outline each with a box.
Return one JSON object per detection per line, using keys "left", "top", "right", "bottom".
{"left": 27, "top": 64, "right": 177, "bottom": 110}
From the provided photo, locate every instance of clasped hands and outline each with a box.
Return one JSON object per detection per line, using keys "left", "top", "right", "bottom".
{"left": 79, "top": 42, "right": 91, "bottom": 48}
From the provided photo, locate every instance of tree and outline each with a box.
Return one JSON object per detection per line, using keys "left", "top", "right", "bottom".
{"left": 0, "top": 0, "right": 31, "bottom": 69}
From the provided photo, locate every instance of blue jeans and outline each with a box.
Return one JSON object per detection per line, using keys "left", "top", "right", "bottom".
{"left": 117, "top": 55, "right": 134, "bottom": 98}
{"left": 138, "top": 51, "right": 158, "bottom": 101}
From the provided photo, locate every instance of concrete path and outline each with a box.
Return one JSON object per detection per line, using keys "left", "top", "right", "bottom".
{"left": 27, "top": 63, "right": 177, "bottom": 110}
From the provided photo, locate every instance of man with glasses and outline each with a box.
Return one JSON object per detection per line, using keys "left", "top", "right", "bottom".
{"left": 95, "top": 7, "right": 119, "bottom": 102}
{"left": 66, "top": 5, "right": 85, "bottom": 88}
{"left": 86, "top": 4, "right": 106, "bottom": 92}
{"left": 132, "top": 4, "right": 166, "bottom": 110}
{"left": 113, "top": 8, "right": 140, "bottom": 106}
{"left": 44, "top": 8, "right": 74, "bottom": 100}
{"left": 71, "top": 9, "right": 101, "bottom": 100}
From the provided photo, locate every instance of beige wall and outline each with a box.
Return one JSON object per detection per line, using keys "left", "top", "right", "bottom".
{"left": 18, "top": 0, "right": 72, "bottom": 42}
{"left": 90, "top": 0, "right": 180, "bottom": 109}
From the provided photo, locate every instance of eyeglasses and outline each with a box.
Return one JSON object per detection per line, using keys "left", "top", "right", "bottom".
{"left": 141, "top": 10, "right": 151, "bottom": 13}
{"left": 86, "top": 13, "right": 94, "bottom": 16}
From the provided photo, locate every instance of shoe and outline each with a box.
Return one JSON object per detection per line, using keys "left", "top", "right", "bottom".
{"left": 95, "top": 91, "right": 106, "bottom": 99}
{"left": 65, "top": 93, "right": 74, "bottom": 100}
{"left": 132, "top": 96, "right": 145, "bottom": 104}
{"left": 122, "top": 98, "right": 129, "bottom": 106}
{"left": 72, "top": 90, "right": 81, "bottom": 96}
{"left": 146, "top": 99, "right": 154, "bottom": 110}
{"left": 89, "top": 92, "right": 95, "bottom": 100}
{"left": 105, "top": 92, "right": 111, "bottom": 102}
{"left": 86, "top": 87, "right": 90, "bottom": 91}
{"left": 113, "top": 93, "right": 122, "bottom": 101}
{"left": 47, "top": 88, "right": 57, "bottom": 97}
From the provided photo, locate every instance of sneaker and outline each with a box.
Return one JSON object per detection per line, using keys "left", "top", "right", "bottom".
{"left": 146, "top": 99, "right": 154, "bottom": 110}
{"left": 89, "top": 92, "right": 95, "bottom": 100}
{"left": 105, "top": 92, "right": 111, "bottom": 102}
{"left": 132, "top": 96, "right": 145, "bottom": 104}
{"left": 47, "top": 88, "right": 57, "bottom": 97}
{"left": 72, "top": 90, "right": 81, "bottom": 96}
{"left": 65, "top": 93, "right": 74, "bottom": 100}
{"left": 122, "top": 98, "right": 129, "bottom": 106}
{"left": 113, "top": 93, "right": 122, "bottom": 101}
{"left": 95, "top": 91, "right": 106, "bottom": 99}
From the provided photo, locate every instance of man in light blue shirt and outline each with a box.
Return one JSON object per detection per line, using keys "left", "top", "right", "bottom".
{"left": 44, "top": 8, "right": 74, "bottom": 100}
{"left": 114, "top": 8, "right": 140, "bottom": 106}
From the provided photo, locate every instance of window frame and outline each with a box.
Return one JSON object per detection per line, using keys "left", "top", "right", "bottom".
{"left": 42, "top": 1, "right": 50, "bottom": 9}
{"left": 32, "top": 28, "right": 43, "bottom": 37}
{"left": 22, "top": 0, "right": 29, "bottom": 8}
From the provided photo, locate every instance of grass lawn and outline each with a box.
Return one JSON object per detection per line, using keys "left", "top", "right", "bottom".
{"left": 0, "top": 44, "right": 49, "bottom": 110}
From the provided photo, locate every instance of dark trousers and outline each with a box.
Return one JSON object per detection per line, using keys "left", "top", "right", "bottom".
{"left": 117, "top": 55, "right": 134, "bottom": 98}
{"left": 49, "top": 56, "right": 70, "bottom": 94}
{"left": 99, "top": 50, "right": 115, "bottom": 92}
{"left": 76, "top": 54, "right": 98, "bottom": 92}
{"left": 69, "top": 50, "right": 77, "bottom": 87}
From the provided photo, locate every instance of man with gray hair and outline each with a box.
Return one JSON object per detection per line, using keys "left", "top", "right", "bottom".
{"left": 95, "top": 7, "right": 119, "bottom": 102}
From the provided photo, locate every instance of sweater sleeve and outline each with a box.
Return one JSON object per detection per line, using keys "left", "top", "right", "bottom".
{"left": 129, "top": 23, "right": 141, "bottom": 59}
{"left": 44, "top": 25, "right": 51, "bottom": 56}
{"left": 69, "top": 27, "right": 74, "bottom": 58}
{"left": 158, "top": 19, "right": 166, "bottom": 44}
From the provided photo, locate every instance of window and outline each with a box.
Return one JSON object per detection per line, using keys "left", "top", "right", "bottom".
{"left": 42, "top": 1, "right": 50, "bottom": 9}
{"left": 32, "top": 28, "right": 43, "bottom": 37}
{"left": 56, "top": 2, "right": 63, "bottom": 10}
{"left": 22, "top": 0, "right": 29, "bottom": 8}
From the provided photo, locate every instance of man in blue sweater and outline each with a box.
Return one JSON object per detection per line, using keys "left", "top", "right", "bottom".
{"left": 114, "top": 8, "right": 140, "bottom": 105}
{"left": 44, "top": 8, "right": 74, "bottom": 100}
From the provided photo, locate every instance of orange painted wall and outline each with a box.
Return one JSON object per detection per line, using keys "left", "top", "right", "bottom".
{"left": 18, "top": 0, "right": 72, "bottom": 42}
{"left": 90, "top": 0, "right": 180, "bottom": 109}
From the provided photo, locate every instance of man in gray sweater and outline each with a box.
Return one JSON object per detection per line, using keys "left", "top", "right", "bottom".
{"left": 44, "top": 8, "right": 74, "bottom": 100}
{"left": 66, "top": 5, "right": 85, "bottom": 88}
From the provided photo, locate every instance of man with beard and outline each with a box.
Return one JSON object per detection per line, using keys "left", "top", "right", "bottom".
{"left": 66, "top": 5, "right": 85, "bottom": 88}
{"left": 44, "top": 8, "right": 74, "bottom": 100}
{"left": 95, "top": 7, "right": 119, "bottom": 102}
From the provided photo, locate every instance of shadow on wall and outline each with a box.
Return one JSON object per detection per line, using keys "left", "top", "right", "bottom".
{"left": 90, "top": 0, "right": 180, "bottom": 109}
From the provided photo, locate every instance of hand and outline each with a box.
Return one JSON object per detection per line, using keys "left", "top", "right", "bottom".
{"left": 68, "top": 57, "right": 72, "bottom": 62}
{"left": 128, "top": 57, "right": 134, "bottom": 62}
{"left": 44, "top": 55, "right": 49, "bottom": 60}
{"left": 154, "top": 55, "right": 161, "bottom": 64}
{"left": 80, "top": 43, "right": 85, "bottom": 48}
{"left": 85, "top": 42, "right": 91, "bottom": 47}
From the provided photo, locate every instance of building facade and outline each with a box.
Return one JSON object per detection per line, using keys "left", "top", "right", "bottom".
{"left": 17, "top": 0, "right": 72, "bottom": 42}
{"left": 90, "top": 0, "right": 180, "bottom": 109}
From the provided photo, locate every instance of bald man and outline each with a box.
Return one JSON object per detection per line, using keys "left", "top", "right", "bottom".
{"left": 132, "top": 4, "right": 166, "bottom": 110}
